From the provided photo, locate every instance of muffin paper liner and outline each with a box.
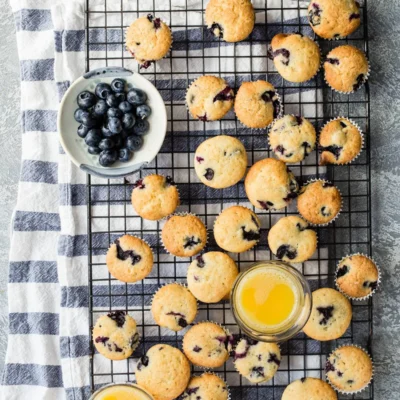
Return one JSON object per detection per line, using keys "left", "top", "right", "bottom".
{"left": 182, "top": 320, "right": 232, "bottom": 370}
{"left": 267, "top": 114, "right": 317, "bottom": 164}
{"left": 150, "top": 282, "right": 199, "bottom": 331}
{"left": 334, "top": 253, "right": 381, "bottom": 301}
{"left": 323, "top": 51, "right": 371, "bottom": 94}
{"left": 296, "top": 179, "right": 343, "bottom": 227}
{"left": 325, "top": 344, "right": 374, "bottom": 395}
{"left": 318, "top": 116, "right": 364, "bottom": 165}
{"left": 186, "top": 372, "right": 232, "bottom": 400}
{"left": 213, "top": 206, "right": 261, "bottom": 253}
{"left": 160, "top": 212, "right": 209, "bottom": 259}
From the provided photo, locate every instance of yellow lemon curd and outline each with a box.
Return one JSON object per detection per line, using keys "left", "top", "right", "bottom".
{"left": 93, "top": 384, "right": 153, "bottom": 400}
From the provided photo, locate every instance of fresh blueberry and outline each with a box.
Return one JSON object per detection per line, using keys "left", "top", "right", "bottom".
{"left": 119, "top": 101, "right": 133, "bottom": 114}
{"left": 74, "top": 108, "right": 87, "bottom": 123}
{"left": 99, "top": 149, "right": 118, "bottom": 167}
{"left": 95, "top": 82, "right": 112, "bottom": 100}
{"left": 115, "top": 92, "right": 126, "bottom": 103}
{"left": 93, "top": 100, "right": 108, "bottom": 116}
{"left": 108, "top": 117, "right": 123, "bottom": 134}
{"left": 81, "top": 112, "right": 98, "bottom": 128}
{"left": 113, "top": 135, "right": 123, "bottom": 148}
{"left": 133, "top": 119, "right": 150, "bottom": 135}
{"left": 88, "top": 146, "right": 101, "bottom": 155}
{"left": 127, "top": 88, "right": 147, "bottom": 105}
{"left": 77, "top": 91, "right": 96, "bottom": 109}
{"left": 111, "top": 78, "right": 126, "bottom": 93}
{"left": 136, "top": 104, "right": 151, "bottom": 119}
{"left": 77, "top": 124, "right": 90, "bottom": 138}
{"left": 106, "top": 93, "right": 120, "bottom": 108}
{"left": 126, "top": 135, "right": 143, "bottom": 151}
{"left": 99, "top": 138, "right": 115, "bottom": 150}
{"left": 84, "top": 129, "right": 102, "bottom": 147}
{"left": 118, "top": 147, "right": 132, "bottom": 162}
{"left": 102, "top": 124, "right": 114, "bottom": 138}
{"left": 122, "top": 113, "right": 135, "bottom": 129}
{"left": 107, "top": 107, "right": 123, "bottom": 119}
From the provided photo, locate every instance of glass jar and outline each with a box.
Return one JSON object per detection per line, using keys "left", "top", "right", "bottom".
{"left": 230, "top": 260, "right": 312, "bottom": 342}
{"left": 90, "top": 383, "right": 154, "bottom": 400}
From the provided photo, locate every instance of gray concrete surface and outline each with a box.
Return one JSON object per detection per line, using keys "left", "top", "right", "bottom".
{"left": 0, "top": 0, "right": 399, "bottom": 397}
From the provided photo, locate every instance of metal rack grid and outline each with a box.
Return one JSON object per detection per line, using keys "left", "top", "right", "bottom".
{"left": 85, "top": 0, "right": 373, "bottom": 398}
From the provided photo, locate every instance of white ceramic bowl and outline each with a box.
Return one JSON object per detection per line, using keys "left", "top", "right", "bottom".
{"left": 58, "top": 67, "right": 167, "bottom": 179}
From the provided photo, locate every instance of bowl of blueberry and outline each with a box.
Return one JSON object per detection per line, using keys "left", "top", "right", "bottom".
{"left": 58, "top": 67, "right": 167, "bottom": 178}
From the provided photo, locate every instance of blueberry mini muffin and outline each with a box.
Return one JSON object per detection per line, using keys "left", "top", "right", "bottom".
{"left": 268, "top": 33, "right": 321, "bottom": 83}
{"left": 93, "top": 311, "right": 139, "bottom": 361}
{"left": 131, "top": 175, "right": 180, "bottom": 220}
{"left": 324, "top": 45, "right": 369, "bottom": 93}
{"left": 151, "top": 283, "right": 198, "bottom": 331}
{"left": 181, "top": 373, "right": 229, "bottom": 400}
{"left": 336, "top": 254, "right": 380, "bottom": 299}
{"left": 232, "top": 337, "right": 281, "bottom": 384}
{"left": 268, "top": 216, "right": 317, "bottom": 263}
{"left": 269, "top": 115, "right": 317, "bottom": 163}
{"left": 303, "top": 288, "right": 352, "bottom": 341}
{"left": 187, "top": 252, "right": 239, "bottom": 303}
{"left": 326, "top": 345, "right": 373, "bottom": 393}
{"left": 161, "top": 214, "right": 207, "bottom": 257}
{"left": 308, "top": 0, "right": 361, "bottom": 40}
{"left": 182, "top": 322, "right": 231, "bottom": 368}
{"left": 282, "top": 377, "right": 338, "bottom": 400}
{"left": 194, "top": 135, "right": 247, "bottom": 189}
{"left": 213, "top": 206, "right": 261, "bottom": 253}
{"left": 186, "top": 76, "right": 234, "bottom": 121}
{"left": 205, "top": 0, "right": 255, "bottom": 43}
{"left": 234, "top": 81, "right": 282, "bottom": 128}
{"left": 297, "top": 180, "right": 342, "bottom": 225}
{"left": 245, "top": 158, "right": 298, "bottom": 211}
{"left": 319, "top": 118, "right": 363, "bottom": 165}
{"left": 106, "top": 235, "right": 153, "bottom": 283}
{"left": 136, "top": 344, "right": 191, "bottom": 400}
{"left": 125, "top": 14, "right": 173, "bottom": 69}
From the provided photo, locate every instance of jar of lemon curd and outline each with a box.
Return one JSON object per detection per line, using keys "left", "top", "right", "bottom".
{"left": 231, "top": 261, "right": 312, "bottom": 342}
{"left": 90, "top": 383, "right": 154, "bottom": 400}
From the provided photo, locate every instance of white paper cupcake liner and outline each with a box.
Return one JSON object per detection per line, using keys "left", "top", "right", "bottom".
{"left": 326, "top": 344, "right": 374, "bottom": 395}
{"left": 318, "top": 116, "right": 364, "bottom": 165}
{"left": 296, "top": 179, "right": 343, "bottom": 227}
{"left": 160, "top": 212, "right": 209, "bottom": 259}
{"left": 334, "top": 253, "right": 381, "bottom": 301}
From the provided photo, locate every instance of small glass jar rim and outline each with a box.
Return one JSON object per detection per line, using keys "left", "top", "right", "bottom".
{"left": 230, "top": 260, "right": 312, "bottom": 342}
{"left": 89, "top": 382, "right": 154, "bottom": 400}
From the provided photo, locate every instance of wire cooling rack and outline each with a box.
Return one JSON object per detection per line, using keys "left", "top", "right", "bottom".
{"left": 85, "top": 0, "right": 373, "bottom": 398}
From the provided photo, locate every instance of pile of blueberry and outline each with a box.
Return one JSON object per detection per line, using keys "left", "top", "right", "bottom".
{"left": 74, "top": 78, "right": 151, "bottom": 167}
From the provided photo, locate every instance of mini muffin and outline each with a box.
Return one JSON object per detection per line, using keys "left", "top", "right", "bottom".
{"left": 319, "top": 118, "right": 363, "bottom": 165}
{"left": 297, "top": 180, "right": 342, "bottom": 225}
{"left": 214, "top": 206, "right": 261, "bottom": 253}
{"left": 181, "top": 373, "right": 229, "bottom": 400}
{"left": 187, "top": 252, "right": 239, "bottom": 303}
{"left": 303, "top": 288, "right": 352, "bottom": 341}
{"left": 336, "top": 254, "right": 380, "bottom": 299}
{"left": 282, "top": 377, "right": 338, "bottom": 400}
{"left": 194, "top": 135, "right": 247, "bottom": 189}
{"left": 131, "top": 175, "right": 180, "bottom": 220}
{"left": 162, "top": 214, "right": 207, "bottom": 257}
{"left": 269, "top": 115, "right": 317, "bottom": 163}
{"left": 106, "top": 235, "right": 153, "bottom": 283}
{"left": 268, "top": 216, "right": 317, "bottom": 263}
{"left": 326, "top": 345, "right": 373, "bottom": 393}
{"left": 232, "top": 337, "right": 281, "bottom": 384}
{"left": 186, "top": 76, "right": 234, "bottom": 121}
{"left": 125, "top": 14, "right": 172, "bottom": 68}
{"left": 308, "top": 0, "right": 361, "bottom": 40}
{"left": 151, "top": 283, "right": 198, "bottom": 331}
{"left": 268, "top": 33, "right": 320, "bottom": 83}
{"left": 205, "top": 0, "right": 255, "bottom": 43}
{"left": 245, "top": 158, "right": 298, "bottom": 211}
{"left": 182, "top": 322, "right": 230, "bottom": 368}
{"left": 234, "top": 81, "right": 282, "bottom": 128}
{"left": 92, "top": 311, "right": 139, "bottom": 361}
{"left": 324, "top": 45, "right": 369, "bottom": 93}
{"left": 136, "top": 344, "right": 191, "bottom": 400}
